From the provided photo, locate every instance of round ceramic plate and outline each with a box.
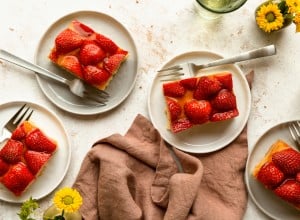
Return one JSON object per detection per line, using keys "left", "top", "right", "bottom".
{"left": 245, "top": 120, "right": 300, "bottom": 220}
{"left": 0, "top": 101, "right": 70, "bottom": 203}
{"left": 35, "top": 11, "right": 138, "bottom": 115}
{"left": 148, "top": 51, "right": 251, "bottom": 153}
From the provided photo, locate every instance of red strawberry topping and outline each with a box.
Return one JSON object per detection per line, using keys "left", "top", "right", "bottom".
{"left": 55, "top": 29, "right": 83, "bottom": 54}
{"left": 211, "top": 89, "right": 237, "bottom": 111}
{"left": 215, "top": 73, "right": 233, "bottom": 90}
{"left": 95, "top": 33, "right": 119, "bottom": 54}
{"left": 297, "top": 172, "right": 300, "bottom": 182}
{"left": 163, "top": 81, "right": 185, "bottom": 98}
{"left": 0, "top": 139, "right": 24, "bottom": 164}
{"left": 83, "top": 66, "right": 111, "bottom": 85}
{"left": 59, "top": 55, "right": 83, "bottom": 78}
{"left": 166, "top": 97, "right": 182, "bottom": 121}
{"left": 11, "top": 123, "right": 26, "bottom": 140}
{"left": 0, "top": 158, "right": 9, "bottom": 176}
{"left": 256, "top": 161, "right": 285, "bottom": 189}
{"left": 210, "top": 109, "right": 239, "bottom": 122}
{"left": 25, "top": 129, "right": 57, "bottom": 154}
{"left": 180, "top": 78, "right": 198, "bottom": 90}
{"left": 24, "top": 151, "right": 51, "bottom": 175}
{"left": 274, "top": 179, "right": 300, "bottom": 205}
{"left": 103, "top": 54, "right": 127, "bottom": 74}
{"left": 79, "top": 43, "right": 106, "bottom": 65}
{"left": 1, "top": 162, "right": 35, "bottom": 196}
{"left": 171, "top": 118, "right": 193, "bottom": 133}
{"left": 193, "top": 76, "right": 222, "bottom": 100}
{"left": 71, "top": 20, "right": 94, "bottom": 37}
{"left": 184, "top": 100, "right": 212, "bottom": 124}
{"left": 272, "top": 148, "right": 300, "bottom": 176}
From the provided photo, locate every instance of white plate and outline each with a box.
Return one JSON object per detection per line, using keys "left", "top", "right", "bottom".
{"left": 0, "top": 101, "right": 70, "bottom": 203}
{"left": 35, "top": 11, "right": 138, "bottom": 115}
{"left": 148, "top": 51, "right": 251, "bottom": 153}
{"left": 245, "top": 120, "right": 300, "bottom": 220}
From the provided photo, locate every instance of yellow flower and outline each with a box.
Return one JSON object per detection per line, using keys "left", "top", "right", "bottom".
{"left": 53, "top": 187, "right": 83, "bottom": 213}
{"left": 256, "top": 3, "right": 284, "bottom": 33}
{"left": 286, "top": 0, "right": 300, "bottom": 14}
{"left": 294, "top": 13, "right": 300, "bottom": 31}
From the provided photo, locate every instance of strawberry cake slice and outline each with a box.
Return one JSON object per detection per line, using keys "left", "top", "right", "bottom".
{"left": 253, "top": 140, "right": 300, "bottom": 209}
{"left": 0, "top": 121, "right": 57, "bottom": 196}
{"left": 48, "top": 20, "right": 128, "bottom": 90}
{"left": 162, "top": 72, "right": 239, "bottom": 133}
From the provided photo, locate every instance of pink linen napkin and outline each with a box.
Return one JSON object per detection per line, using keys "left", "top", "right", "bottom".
{"left": 73, "top": 71, "right": 253, "bottom": 220}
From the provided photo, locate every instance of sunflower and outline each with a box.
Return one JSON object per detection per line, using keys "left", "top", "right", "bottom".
{"left": 53, "top": 187, "right": 83, "bottom": 213}
{"left": 293, "top": 13, "right": 300, "bottom": 31}
{"left": 256, "top": 3, "right": 284, "bottom": 33}
{"left": 286, "top": 0, "right": 300, "bottom": 13}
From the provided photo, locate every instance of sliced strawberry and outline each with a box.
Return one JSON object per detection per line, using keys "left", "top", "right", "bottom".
{"left": 103, "top": 54, "right": 126, "bottom": 74}
{"left": 163, "top": 81, "right": 185, "bottom": 98}
{"left": 184, "top": 100, "right": 212, "bottom": 124}
{"left": 1, "top": 162, "right": 35, "bottom": 196}
{"left": 210, "top": 109, "right": 239, "bottom": 122}
{"left": 179, "top": 78, "right": 198, "bottom": 90}
{"left": 0, "top": 139, "right": 24, "bottom": 164}
{"left": 25, "top": 129, "right": 57, "bottom": 154}
{"left": 274, "top": 179, "right": 300, "bottom": 205}
{"left": 71, "top": 20, "right": 94, "bottom": 37}
{"left": 83, "top": 66, "right": 111, "bottom": 85}
{"left": 24, "top": 151, "right": 51, "bottom": 175}
{"left": 166, "top": 97, "right": 182, "bottom": 121}
{"left": 0, "top": 158, "right": 9, "bottom": 176}
{"left": 211, "top": 89, "right": 237, "bottom": 111}
{"left": 171, "top": 118, "right": 193, "bottom": 133}
{"left": 256, "top": 161, "right": 285, "bottom": 189}
{"left": 79, "top": 43, "right": 106, "bottom": 65}
{"left": 95, "top": 33, "right": 119, "bottom": 54}
{"left": 272, "top": 148, "right": 300, "bottom": 176}
{"left": 59, "top": 55, "right": 83, "bottom": 78}
{"left": 215, "top": 73, "right": 233, "bottom": 90}
{"left": 193, "top": 76, "right": 222, "bottom": 100}
{"left": 11, "top": 123, "right": 27, "bottom": 140}
{"left": 55, "top": 29, "right": 84, "bottom": 54}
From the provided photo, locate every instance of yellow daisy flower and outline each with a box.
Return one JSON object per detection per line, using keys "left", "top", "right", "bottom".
{"left": 53, "top": 187, "right": 83, "bottom": 213}
{"left": 256, "top": 3, "right": 284, "bottom": 33}
{"left": 286, "top": 0, "right": 300, "bottom": 14}
{"left": 293, "top": 13, "right": 300, "bottom": 32}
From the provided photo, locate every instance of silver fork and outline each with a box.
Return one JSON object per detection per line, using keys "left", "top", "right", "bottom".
{"left": 0, "top": 104, "right": 34, "bottom": 143}
{"left": 0, "top": 49, "right": 109, "bottom": 105}
{"left": 288, "top": 121, "right": 300, "bottom": 149}
{"left": 158, "top": 45, "right": 276, "bottom": 80}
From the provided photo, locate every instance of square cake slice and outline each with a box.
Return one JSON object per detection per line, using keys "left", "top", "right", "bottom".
{"left": 253, "top": 140, "right": 300, "bottom": 209}
{"left": 48, "top": 20, "right": 128, "bottom": 90}
{"left": 162, "top": 72, "right": 239, "bottom": 133}
{"left": 0, "top": 121, "right": 57, "bottom": 196}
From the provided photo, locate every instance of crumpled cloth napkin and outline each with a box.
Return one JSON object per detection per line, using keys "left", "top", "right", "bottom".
{"left": 73, "top": 72, "right": 253, "bottom": 220}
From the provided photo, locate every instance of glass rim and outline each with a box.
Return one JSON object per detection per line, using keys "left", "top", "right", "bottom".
{"left": 196, "top": 0, "right": 248, "bottom": 14}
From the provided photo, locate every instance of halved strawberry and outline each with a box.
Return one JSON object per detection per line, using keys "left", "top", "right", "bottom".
{"left": 179, "top": 78, "right": 198, "bottom": 90}
{"left": 0, "top": 139, "right": 24, "bottom": 164}
{"left": 59, "top": 55, "right": 83, "bottom": 78}
{"left": 55, "top": 29, "right": 84, "bottom": 54}
{"left": 193, "top": 76, "right": 222, "bottom": 100}
{"left": 95, "top": 33, "right": 119, "bottom": 54}
{"left": 171, "top": 118, "right": 193, "bottom": 133}
{"left": 210, "top": 109, "right": 239, "bottom": 122}
{"left": 274, "top": 179, "right": 300, "bottom": 205}
{"left": 11, "top": 124, "right": 26, "bottom": 140}
{"left": 163, "top": 81, "right": 185, "bottom": 98}
{"left": 184, "top": 100, "right": 212, "bottom": 124}
{"left": 1, "top": 162, "right": 35, "bottom": 196}
{"left": 0, "top": 158, "right": 9, "bottom": 176}
{"left": 83, "top": 66, "right": 111, "bottom": 85}
{"left": 272, "top": 148, "right": 300, "bottom": 176}
{"left": 256, "top": 161, "right": 285, "bottom": 189}
{"left": 24, "top": 151, "right": 51, "bottom": 175}
{"left": 103, "top": 54, "right": 126, "bottom": 74}
{"left": 166, "top": 97, "right": 182, "bottom": 121}
{"left": 297, "top": 172, "right": 300, "bottom": 182}
{"left": 25, "top": 129, "right": 57, "bottom": 154}
{"left": 211, "top": 89, "right": 237, "bottom": 111}
{"left": 215, "top": 73, "right": 233, "bottom": 90}
{"left": 71, "top": 20, "right": 94, "bottom": 37}
{"left": 79, "top": 43, "right": 106, "bottom": 65}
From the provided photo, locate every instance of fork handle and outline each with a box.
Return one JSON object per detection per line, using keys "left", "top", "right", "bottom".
{"left": 196, "top": 45, "right": 276, "bottom": 69}
{"left": 0, "top": 49, "right": 69, "bottom": 85}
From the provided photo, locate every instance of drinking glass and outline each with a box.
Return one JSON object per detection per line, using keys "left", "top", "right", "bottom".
{"left": 195, "top": 0, "right": 247, "bottom": 19}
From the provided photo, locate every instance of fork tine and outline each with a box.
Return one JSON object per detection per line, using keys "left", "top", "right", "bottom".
{"left": 6, "top": 104, "right": 27, "bottom": 125}
{"left": 13, "top": 106, "right": 34, "bottom": 126}
{"left": 157, "top": 65, "right": 182, "bottom": 72}
{"left": 83, "top": 92, "right": 107, "bottom": 106}
{"left": 289, "top": 121, "right": 300, "bottom": 148}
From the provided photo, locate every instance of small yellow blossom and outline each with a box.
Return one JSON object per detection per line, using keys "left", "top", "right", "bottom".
{"left": 256, "top": 3, "right": 284, "bottom": 33}
{"left": 286, "top": 0, "right": 300, "bottom": 13}
{"left": 293, "top": 13, "right": 300, "bottom": 31}
{"left": 53, "top": 187, "right": 83, "bottom": 213}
